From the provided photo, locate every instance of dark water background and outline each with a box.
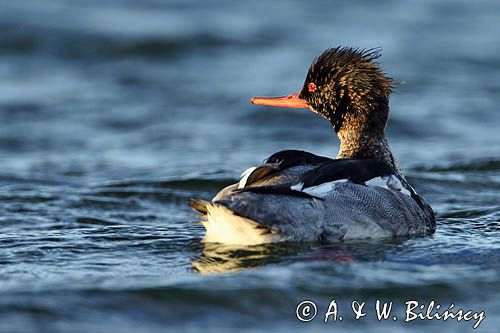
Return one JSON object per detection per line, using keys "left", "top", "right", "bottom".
{"left": 1, "top": 1, "right": 499, "bottom": 332}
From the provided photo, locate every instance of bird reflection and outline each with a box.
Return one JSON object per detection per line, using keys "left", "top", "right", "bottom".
{"left": 192, "top": 242, "right": 287, "bottom": 274}
{"left": 192, "top": 237, "right": 410, "bottom": 274}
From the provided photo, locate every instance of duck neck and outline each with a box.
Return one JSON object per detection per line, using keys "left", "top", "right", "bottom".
{"left": 336, "top": 128, "right": 401, "bottom": 174}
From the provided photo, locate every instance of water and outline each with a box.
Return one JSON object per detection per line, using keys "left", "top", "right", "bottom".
{"left": 0, "top": 0, "right": 499, "bottom": 332}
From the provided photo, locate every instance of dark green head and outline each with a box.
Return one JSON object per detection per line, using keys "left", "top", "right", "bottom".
{"left": 252, "top": 47, "right": 394, "bottom": 134}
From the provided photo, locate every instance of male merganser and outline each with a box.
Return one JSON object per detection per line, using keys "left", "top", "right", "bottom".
{"left": 190, "top": 47, "right": 435, "bottom": 245}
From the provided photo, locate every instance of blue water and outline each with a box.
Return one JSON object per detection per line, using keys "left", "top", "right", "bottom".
{"left": 0, "top": 1, "right": 499, "bottom": 332}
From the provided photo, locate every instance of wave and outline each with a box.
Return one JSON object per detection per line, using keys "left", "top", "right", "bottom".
{"left": 98, "top": 177, "right": 235, "bottom": 191}
{"left": 0, "top": 23, "right": 276, "bottom": 60}
{"left": 414, "top": 158, "right": 500, "bottom": 172}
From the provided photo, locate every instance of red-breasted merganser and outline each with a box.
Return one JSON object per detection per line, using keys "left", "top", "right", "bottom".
{"left": 190, "top": 47, "right": 435, "bottom": 245}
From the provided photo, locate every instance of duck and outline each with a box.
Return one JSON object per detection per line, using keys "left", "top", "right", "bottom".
{"left": 189, "top": 47, "right": 435, "bottom": 245}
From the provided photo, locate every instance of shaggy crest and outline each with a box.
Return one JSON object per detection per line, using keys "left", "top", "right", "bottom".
{"left": 299, "top": 47, "right": 394, "bottom": 132}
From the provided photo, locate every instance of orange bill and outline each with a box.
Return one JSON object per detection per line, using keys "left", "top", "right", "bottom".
{"left": 250, "top": 92, "right": 308, "bottom": 109}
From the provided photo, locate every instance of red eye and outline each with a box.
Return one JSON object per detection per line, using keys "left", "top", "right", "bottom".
{"left": 308, "top": 83, "right": 317, "bottom": 92}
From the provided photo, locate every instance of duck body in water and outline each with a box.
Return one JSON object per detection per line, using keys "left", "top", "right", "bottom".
{"left": 190, "top": 47, "right": 435, "bottom": 245}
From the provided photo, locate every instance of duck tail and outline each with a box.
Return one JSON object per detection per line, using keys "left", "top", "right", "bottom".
{"left": 188, "top": 198, "right": 210, "bottom": 214}
{"left": 188, "top": 198, "right": 280, "bottom": 245}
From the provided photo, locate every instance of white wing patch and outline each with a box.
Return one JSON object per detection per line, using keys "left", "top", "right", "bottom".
{"left": 290, "top": 174, "right": 411, "bottom": 198}
{"left": 365, "top": 175, "right": 412, "bottom": 196}
{"left": 295, "top": 179, "right": 348, "bottom": 197}
{"left": 238, "top": 167, "right": 258, "bottom": 189}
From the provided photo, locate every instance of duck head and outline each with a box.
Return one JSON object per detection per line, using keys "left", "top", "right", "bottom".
{"left": 251, "top": 47, "right": 394, "bottom": 135}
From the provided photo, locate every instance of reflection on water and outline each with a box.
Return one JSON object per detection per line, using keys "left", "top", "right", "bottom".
{"left": 192, "top": 243, "right": 287, "bottom": 274}
{"left": 192, "top": 239, "right": 412, "bottom": 274}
